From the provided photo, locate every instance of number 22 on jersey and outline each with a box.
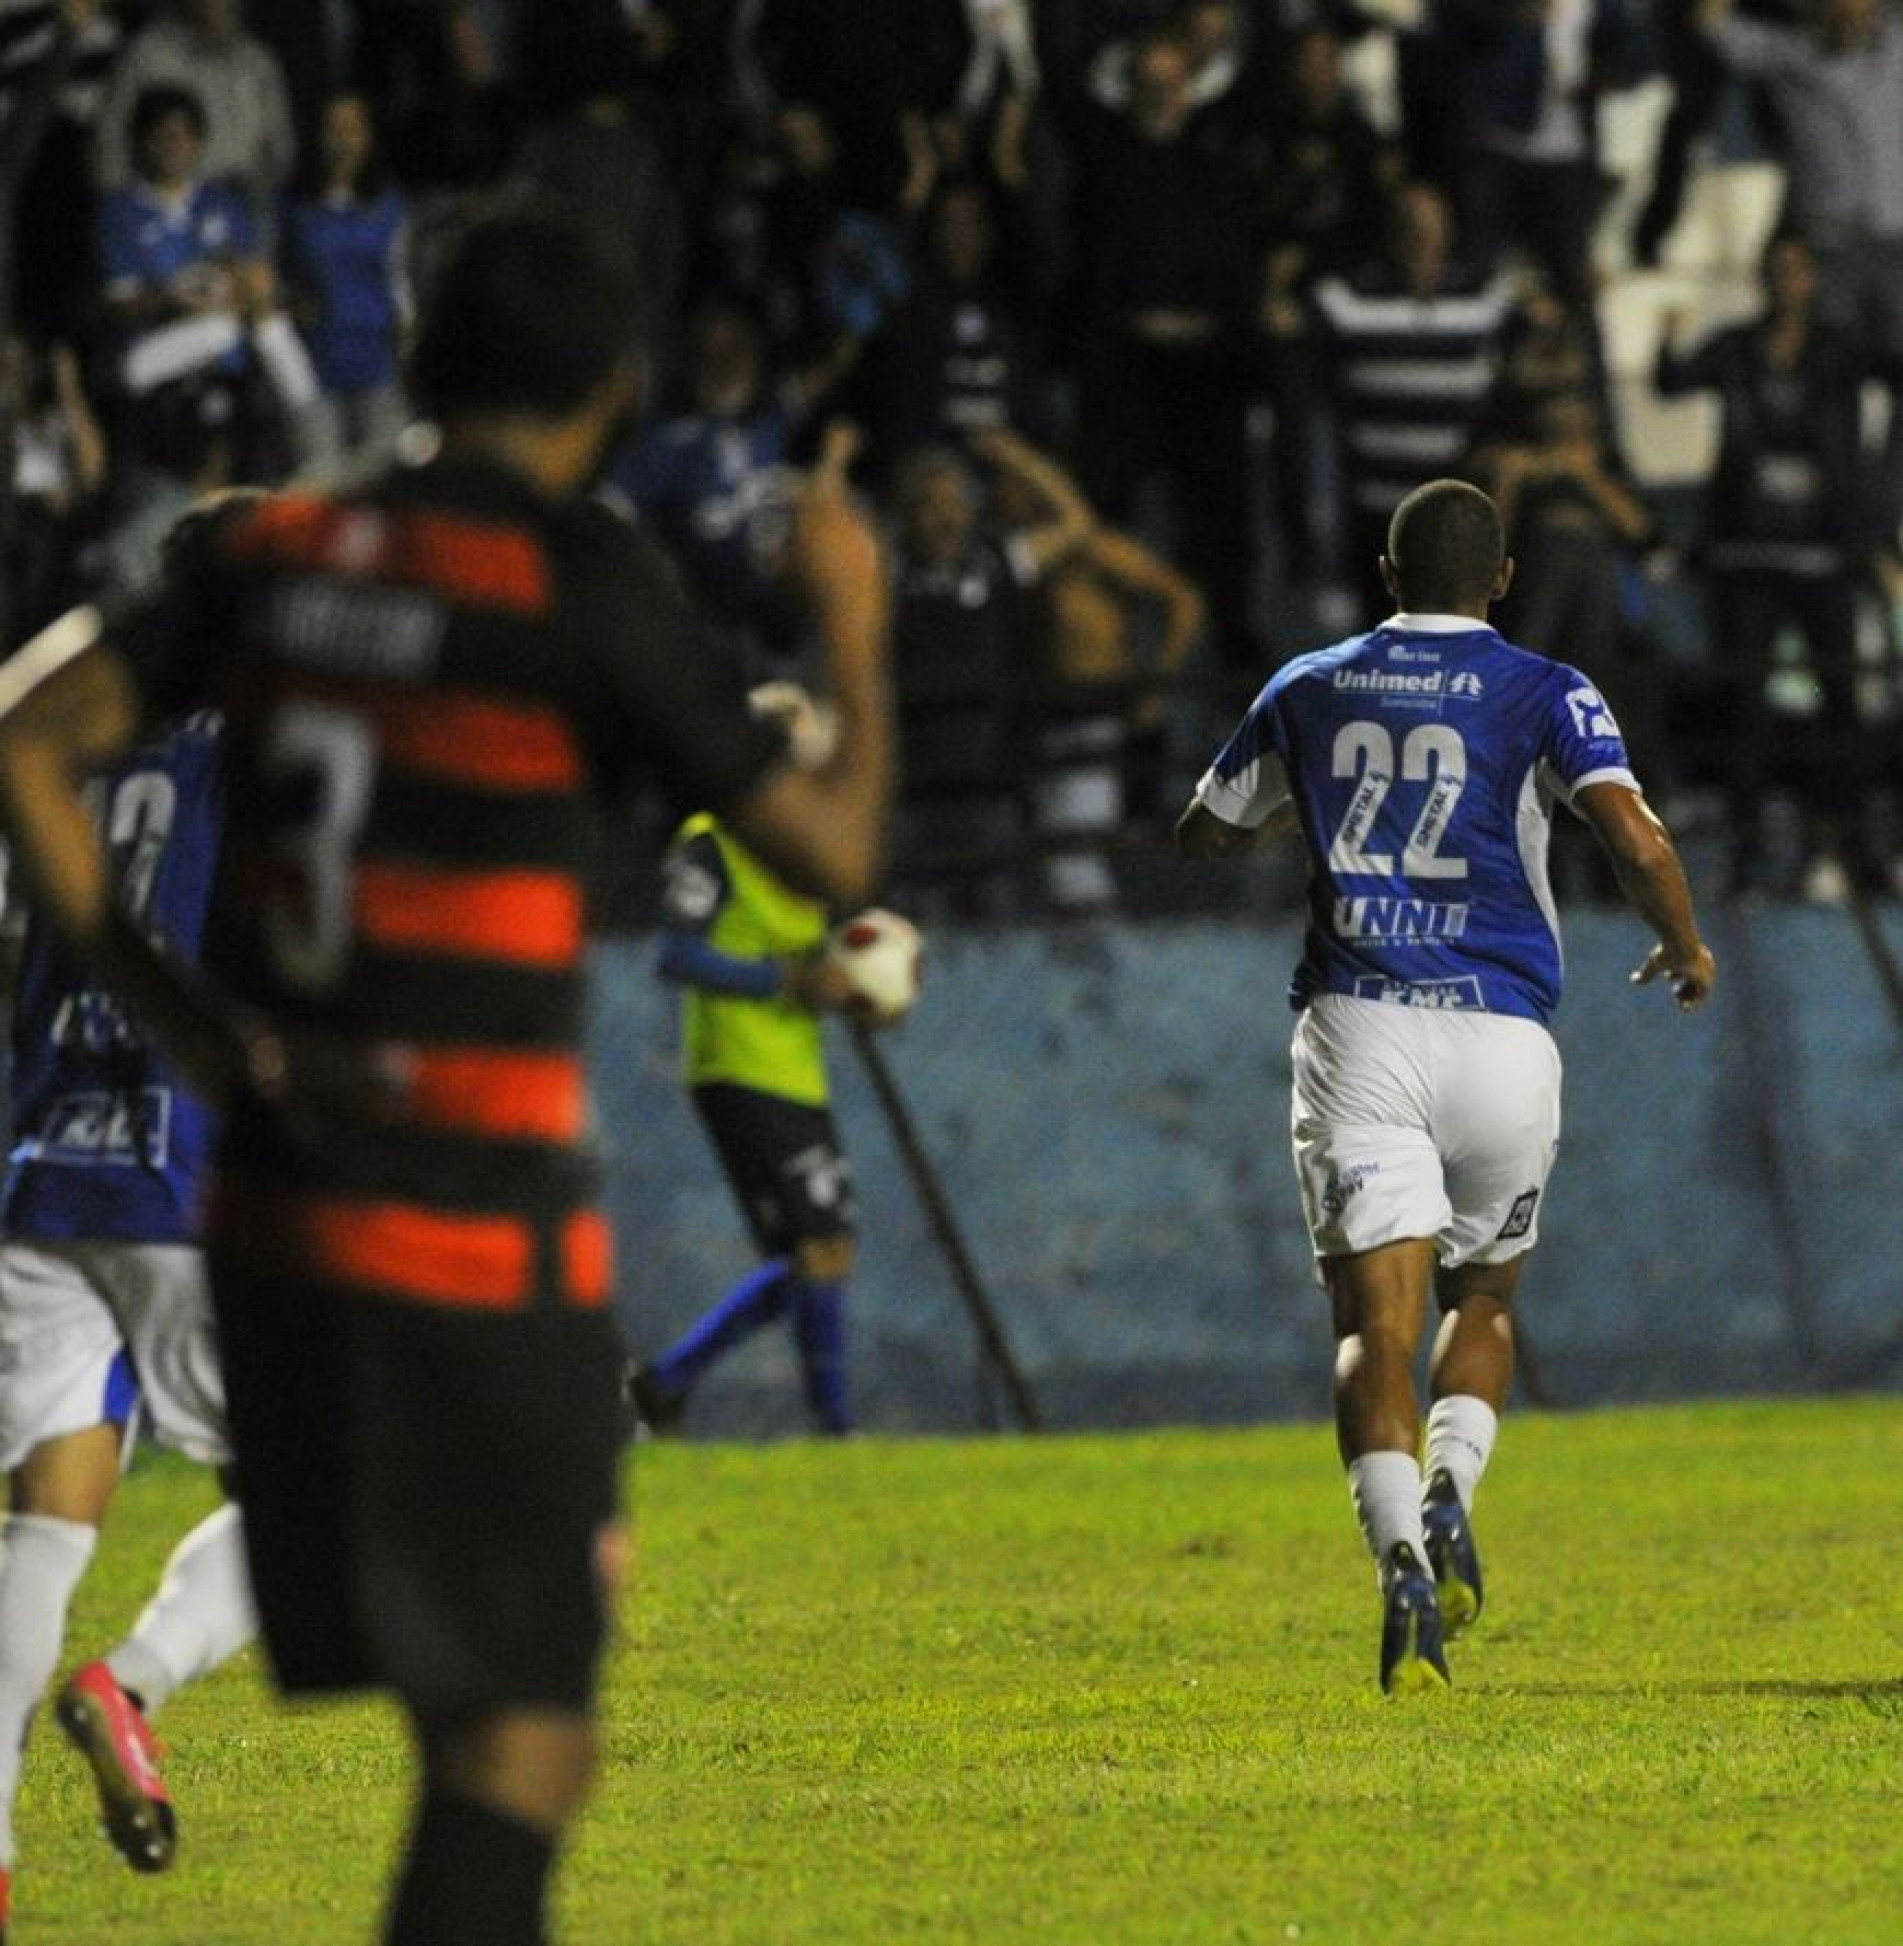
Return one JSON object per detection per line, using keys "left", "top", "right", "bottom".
{"left": 1326, "top": 721, "right": 1467, "bottom": 881}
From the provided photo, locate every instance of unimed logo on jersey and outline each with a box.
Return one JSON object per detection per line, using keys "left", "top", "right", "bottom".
{"left": 1333, "top": 667, "right": 1444, "bottom": 696}
{"left": 1449, "top": 671, "right": 1484, "bottom": 699}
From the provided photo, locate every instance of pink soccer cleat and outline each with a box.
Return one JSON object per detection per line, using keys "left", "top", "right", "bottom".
{"left": 54, "top": 1663, "right": 177, "bottom": 1873}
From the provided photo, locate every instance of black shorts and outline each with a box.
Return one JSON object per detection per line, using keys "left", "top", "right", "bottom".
{"left": 691, "top": 1082, "right": 856, "bottom": 1258}
{"left": 209, "top": 1263, "right": 625, "bottom": 1721}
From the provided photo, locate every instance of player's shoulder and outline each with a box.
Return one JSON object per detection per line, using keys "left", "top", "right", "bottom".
{"left": 1516, "top": 640, "right": 1613, "bottom": 704}
{"left": 670, "top": 810, "right": 722, "bottom": 851}
{"left": 1467, "top": 632, "right": 1587, "bottom": 693}
{"left": 552, "top": 490, "right": 692, "bottom": 609}
{"left": 1261, "top": 631, "right": 1384, "bottom": 700}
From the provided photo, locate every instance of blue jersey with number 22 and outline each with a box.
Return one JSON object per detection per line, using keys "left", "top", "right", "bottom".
{"left": 1196, "top": 617, "right": 1638, "bottom": 1023}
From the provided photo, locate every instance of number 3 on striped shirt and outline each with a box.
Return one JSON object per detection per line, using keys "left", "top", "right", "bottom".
{"left": 260, "top": 702, "right": 376, "bottom": 994}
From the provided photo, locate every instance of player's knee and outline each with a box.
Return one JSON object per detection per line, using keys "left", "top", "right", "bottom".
{"left": 793, "top": 1234, "right": 855, "bottom": 1284}
{"left": 10, "top": 1423, "right": 125, "bottom": 1523}
{"left": 1437, "top": 1255, "right": 1527, "bottom": 1316}
{"left": 429, "top": 1710, "right": 600, "bottom": 1831}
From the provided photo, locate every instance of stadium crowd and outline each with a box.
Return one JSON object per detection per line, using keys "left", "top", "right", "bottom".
{"left": 4, "top": 0, "right": 1902, "bottom": 911}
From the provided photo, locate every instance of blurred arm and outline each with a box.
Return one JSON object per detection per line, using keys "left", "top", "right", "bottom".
{"left": 723, "top": 468, "right": 895, "bottom": 910}
{"left": 0, "top": 621, "right": 253, "bottom": 1094}
{"left": 1574, "top": 781, "right": 1716, "bottom": 1009}
{"left": 1174, "top": 797, "right": 1297, "bottom": 859}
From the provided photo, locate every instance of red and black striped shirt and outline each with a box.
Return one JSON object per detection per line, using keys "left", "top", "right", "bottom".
{"left": 126, "top": 455, "right": 785, "bottom": 1314}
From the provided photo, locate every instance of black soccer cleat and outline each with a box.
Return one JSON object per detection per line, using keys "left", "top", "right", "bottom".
{"left": 1379, "top": 1543, "right": 1451, "bottom": 1696}
{"left": 1421, "top": 1469, "right": 1485, "bottom": 1638}
{"left": 622, "top": 1360, "right": 686, "bottom": 1440}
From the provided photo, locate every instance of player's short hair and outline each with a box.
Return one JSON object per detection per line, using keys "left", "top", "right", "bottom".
{"left": 1384, "top": 479, "right": 1504, "bottom": 608}
{"left": 409, "top": 199, "right": 642, "bottom": 422}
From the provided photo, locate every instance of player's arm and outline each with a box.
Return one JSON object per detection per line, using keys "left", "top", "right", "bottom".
{"left": 1174, "top": 798, "right": 1297, "bottom": 858}
{"left": 1175, "top": 711, "right": 1298, "bottom": 859}
{"left": 655, "top": 830, "right": 856, "bottom": 1011}
{"left": 0, "top": 615, "right": 255, "bottom": 1095}
{"left": 0, "top": 612, "right": 138, "bottom": 946}
{"left": 656, "top": 930, "right": 859, "bottom": 1012}
{"left": 1574, "top": 781, "right": 1716, "bottom": 1010}
{"left": 722, "top": 461, "right": 894, "bottom": 911}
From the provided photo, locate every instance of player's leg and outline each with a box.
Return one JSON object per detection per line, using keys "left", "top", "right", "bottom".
{"left": 1425, "top": 1010, "right": 1561, "bottom": 1635}
{"left": 56, "top": 1243, "right": 254, "bottom": 1871}
{"left": 81, "top": 1247, "right": 256, "bottom": 1714}
{"left": 351, "top": 1299, "right": 622, "bottom": 1946}
{"left": 0, "top": 1242, "right": 140, "bottom": 1904}
{"left": 76, "top": 1496, "right": 255, "bottom": 1732}
{"left": 1428, "top": 1253, "right": 1523, "bottom": 1478}
{"left": 385, "top": 1707, "right": 598, "bottom": 1946}
{"left": 57, "top": 1503, "right": 250, "bottom": 1875}
{"left": 1289, "top": 997, "right": 1452, "bottom": 1692}
{"left": 1326, "top": 1239, "right": 1438, "bottom": 1553}
{"left": 1421, "top": 1253, "right": 1528, "bottom": 1635}
{"left": 1325, "top": 1240, "right": 1449, "bottom": 1694}
{"left": 789, "top": 1233, "right": 856, "bottom": 1437}
{"left": 0, "top": 1426, "right": 123, "bottom": 1872}
{"left": 632, "top": 1258, "right": 795, "bottom": 1423}
{"left": 630, "top": 1086, "right": 802, "bottom": 1425}
{"left": 775, "top": 1112, "right": 858, "bottom": 1436}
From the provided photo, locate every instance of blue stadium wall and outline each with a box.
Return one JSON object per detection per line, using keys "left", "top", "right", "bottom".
{"left": 593, "top": 902, "right": 1903, "bottom": 1436}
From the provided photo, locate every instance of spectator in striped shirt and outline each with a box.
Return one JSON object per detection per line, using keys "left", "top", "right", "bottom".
{"left": 1276, "top": 180, "right": 1517, "bottom": 620}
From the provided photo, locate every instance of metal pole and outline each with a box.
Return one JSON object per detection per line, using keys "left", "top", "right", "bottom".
{"left": 848, "top": 1020, "right": 1044, "bottom": 1432}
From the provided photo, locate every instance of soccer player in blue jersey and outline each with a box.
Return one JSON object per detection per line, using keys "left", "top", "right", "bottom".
{"left": 0, "top": 666, "right": 254, "bottom": 1934}
{"left": 1176, "top": 478, "right": 1715, "bottom": 1695}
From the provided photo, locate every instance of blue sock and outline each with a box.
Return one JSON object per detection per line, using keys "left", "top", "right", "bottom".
{"left": 648, "top": 1260, "right": 793, "bottom": 1400}
{"left": 790, "top": 1278, "right": 851, "bottom": 1435}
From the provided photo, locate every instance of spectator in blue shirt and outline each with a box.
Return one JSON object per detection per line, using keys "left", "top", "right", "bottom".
{"left": 612, "top": 293, "right": 858, "bottom": 666}
{"left": 280, "top": 92, "right": 411, "bottom": 467}
{"left": 95, "top": 83, "right": 318, "bottom": 479}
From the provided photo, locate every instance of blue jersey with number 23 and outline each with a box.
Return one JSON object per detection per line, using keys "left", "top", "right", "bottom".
{"left": 1196, "top": 617, "right": 1638, "bottom": 1023}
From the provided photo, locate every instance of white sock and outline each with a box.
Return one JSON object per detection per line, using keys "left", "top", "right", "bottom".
{"left": 1347, "top": 1451, "right": 1428, "bottom": 1577}
{"left": 0, "top": 1513, "right": 97, "bottom": 1866}
{"left": 105, "top": 1504, "right": 256, "bottom": 1718}
{"left": 1424, "top": 1396, "right": 1500, "bottom": 1512}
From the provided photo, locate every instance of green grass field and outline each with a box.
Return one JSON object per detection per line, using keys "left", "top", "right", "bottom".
{"left": 15, "top": 1396, "right": 1901, "bottom": 1945}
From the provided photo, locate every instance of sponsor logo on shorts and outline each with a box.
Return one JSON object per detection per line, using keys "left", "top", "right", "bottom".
{"left": 1351, "top": 975, "right": 1486, "bottom": 1009}
{"left": 1321, "top": 1160, "right": 1381, "bottom": 1219}
{"left": 1496, "top": 1188, "right": 1539, "bottom": 1241}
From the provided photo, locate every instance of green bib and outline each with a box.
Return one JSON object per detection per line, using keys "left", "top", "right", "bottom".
{"left": 676, "top": 814, "right": 830, "bottom": 1106}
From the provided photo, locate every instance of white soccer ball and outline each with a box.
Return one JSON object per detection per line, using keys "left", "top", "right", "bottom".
{"left": 825, "top": 908, "right": 923, "bottom": 1024}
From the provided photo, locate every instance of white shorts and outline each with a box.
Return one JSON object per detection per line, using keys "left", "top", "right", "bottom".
{"left": 0, "top": 1240, "right": 230, "bottom": 1470}
{"left": 1289, "top": 994, "right": 1561, "bottom": 1271}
